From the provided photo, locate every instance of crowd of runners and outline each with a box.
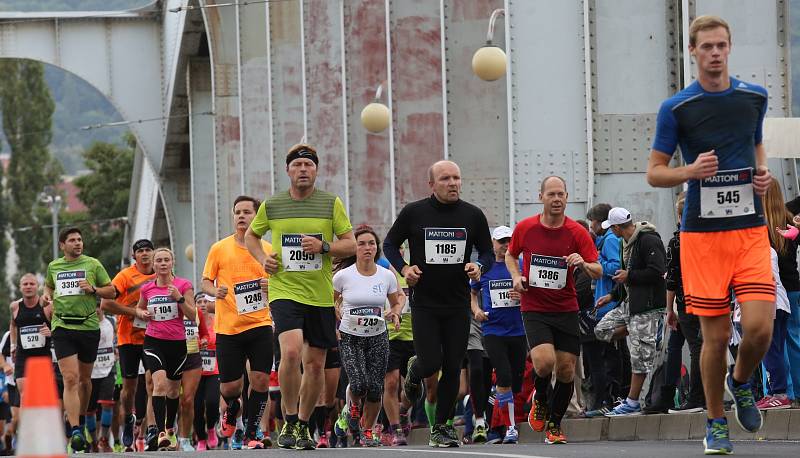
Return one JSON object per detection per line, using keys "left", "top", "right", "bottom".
{"left": 0, "top": 15, "right": 795, "bottom": 456}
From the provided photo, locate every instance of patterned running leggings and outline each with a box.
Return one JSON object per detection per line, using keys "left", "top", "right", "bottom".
{"left": 339, "top": 331, "right": 389, "bottom": 402}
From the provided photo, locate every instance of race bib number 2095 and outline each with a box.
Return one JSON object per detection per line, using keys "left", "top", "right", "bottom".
{"left": 282, "top": 234, "right": 323, "bottom": 272}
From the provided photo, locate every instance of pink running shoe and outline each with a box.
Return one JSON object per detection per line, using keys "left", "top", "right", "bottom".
{"left": 756, "top": 396, "right": 773, "bottom": 409}
{"left": 206, "top": 428, "right": 219, "bottom": 449}
{"left": 760, "top": 394, "right": 791, "bottom": 410}
{"left": 196, "top": 440, "right": 207, "bottom": 451}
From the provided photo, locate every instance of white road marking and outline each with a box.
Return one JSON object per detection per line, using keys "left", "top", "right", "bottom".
{"left": 326, "top": 447, "right": 555, "bottom": 458}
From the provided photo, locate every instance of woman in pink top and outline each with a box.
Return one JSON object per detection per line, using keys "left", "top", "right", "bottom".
{"left": 136, "top": 247, "right": 196, "bottom": 449}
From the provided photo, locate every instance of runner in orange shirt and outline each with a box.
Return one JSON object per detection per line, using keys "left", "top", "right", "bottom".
{"left": 100, "top": 239, "right": 156, "bottom": 451}
{"left": 202, "top": 196, "right": 272, "bottom": 450}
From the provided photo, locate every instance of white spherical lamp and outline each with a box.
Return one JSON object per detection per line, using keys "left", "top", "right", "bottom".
{"left": 472, "top": 45, "right": 507, "bottom": 81}
{"left": 361, "top": 102, "right": 390, "bottom": 133}
{"left": 185, "top": 243, "right": 194, "bottom": 262}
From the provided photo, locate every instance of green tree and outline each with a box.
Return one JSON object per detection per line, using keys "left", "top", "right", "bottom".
{"left": 66, "top": 134, "right": 135, "bottom": 278}
{"left": 0, "top": 151, "right": 10, "bottom": 331}
{"left": 0, "top": 59, "right": 57, "bottom": 281}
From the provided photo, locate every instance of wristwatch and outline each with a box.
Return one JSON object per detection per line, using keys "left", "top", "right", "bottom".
{"left": 177, "top": 297, "right": 186, "bottom": 304}
{"left": 321, "top": 240, "right": 331, "bottom": 254}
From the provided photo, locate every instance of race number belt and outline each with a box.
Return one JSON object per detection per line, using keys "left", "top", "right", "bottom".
{"left": 95, "top": 347, "right": 114, "bottom": 370}
{"left": 184, "top": 318, "right": 199, "bottom": 341}
{"left": 699, "top": 167, "right": 755, "bottom": 218}
{"left": 529, "top": 255, "right": 568, "bottom": 290}
{"left": 489, "top": 279, "right": 519, "bottom": 308}
{"left": 200, "top": 350, "right": 217, "bottom": 372}
{"left": 55, "top": 270, "right": 86, "bottom": 297}
{"left": 147, "top": 296, "right": 179, "bottom": 321}
{"left": 234, "top": 279, "right": 265, "bottom": 314}
{"left": 424, "top": 228, "right": 467, "bottom": 264}
{"left": 19, "top": 325, "right": 46, "bottom": 350}
{"left": 282, "top": 234, "right": 323, "bottom": 272}
{"left": 341, "top": 306, "right": 385, "bottom": 336}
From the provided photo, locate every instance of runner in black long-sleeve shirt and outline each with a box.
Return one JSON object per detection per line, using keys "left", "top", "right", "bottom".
{"left": 383, "top": 160, "right": 493, "bottom": 448}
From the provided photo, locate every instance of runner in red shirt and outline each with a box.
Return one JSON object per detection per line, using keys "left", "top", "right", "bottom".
{"left": 506, "top": 176, "right": 600, "bottom": 445}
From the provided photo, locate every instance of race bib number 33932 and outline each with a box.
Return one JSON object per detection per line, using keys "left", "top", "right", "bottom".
{"left": 424, "top": 228, "right": 467, "bottom": 264}
{"left": 281, "top": 234, "right": 323, "bottom": 272}
{"left": 529, "top": 255, "right": 568, "bottom": 290}
{"left": 56, "top": 270, "right": 86, "bottom": 296}
{"left": 699, "top": 167, "right": 755, "bottom": 219}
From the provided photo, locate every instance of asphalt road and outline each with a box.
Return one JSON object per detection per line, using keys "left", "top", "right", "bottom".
{"left": 94, "top": 440, "right": 800, "bottom": 457}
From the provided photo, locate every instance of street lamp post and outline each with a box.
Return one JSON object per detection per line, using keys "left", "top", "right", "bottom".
{"left": 40, "top": 186, "right": 62, "bottom": 261}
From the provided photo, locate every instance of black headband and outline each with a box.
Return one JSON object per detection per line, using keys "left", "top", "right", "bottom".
{"left": 286, "top": 149, "right": 318, "bottom": 166}
{"left": 132, "top": 239, "right": 154, "bottom": 252}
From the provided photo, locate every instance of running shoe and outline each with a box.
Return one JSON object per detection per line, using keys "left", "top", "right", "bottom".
{"left": 528, "top": 398, "right": 549, "bottom": 432}
{"left": 206, "top": 427, "right": 219, "bottom": 449}
{"left": 399, "top": 412, "right": 411, "bottom": 438}
{"left": 544, "top": 422, "right": 567, "bottom": 444}
{"left": 668, "top": 400, "right": 705, "bottom": 414}
{"left": 97, "top": 437, "right": 113, "bottom": 453}
{"left": 220, "top": 410, "right": 237, "bottom": 438}
{"left": 157, "top": 431, "right": 171, "bottom": 449}
{"left": 503, "top": 425, "right": 519, "bottom": 444}
{"left": 231, "top": 429, "right": 244, "bottom": 450}
{"left": 584, "top": 405, "right": 612, "bottom": 417}
{"left": 122, "top": 413, "right": 136, "bottom": 448}
{"left": 316, "top": 432, "right": 330, "bottom": 448}
{"left": 403, "top": 356, "right": 422, "bottom": 404}
{"left": 255, "top": 426, "right": 271, "bottom": 447}
{"left": 471, "top": 423, "right": 487, "bottom": 443}
{"left": 759, "top": 394, "right": 791, "bottom": 410}
{"left": 605, "top": 399, "right": 642, "bottom": 417}
{"left": 703, "top": 419, "right": 733, "bottom": 455}
{"left": 392, "top": 427, "right": 407, "bottom": 446}
{"left": 725, "top": 371, "right": 762, "bottom": 432}
{"left": 135, "top": 436, "right": 145, "bottom": 452}
{"left": 69, "top": 429, "right": 87, "bottom": 452}
{"left": 167, "top": 429, "right": 178, "bottom": 450}
{"left": 334, "top": 406, "right": 349, "bottom": 439}
{"left": 245, "top": 438, "right": 264, "bottom": 449}
{"left": 443, "top": 424, "right": 460, "bottom": 445}
{"left": 178, "top": 437, "right": 195, "bottom": 451}
{"left": 196, "top": 439, "right": 208, "bottom": 451}
{"left": 361, "top": 429, "right": 380, "bottom": 447}
{"left": 428, "top": 424, "right": 457, "bottom": 447}
{"left": 348, "top": 403, "right": 362, "bottom": 434}
{"left": 145, "top": 425, "right": 159, "bottom": 451}
{"left": 294, "top": 422, "right": 316, "bottom": 450}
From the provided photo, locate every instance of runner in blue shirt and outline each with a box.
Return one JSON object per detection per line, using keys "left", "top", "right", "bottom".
{"left": 470, "top": 226, "right": 526, "bottom": 445}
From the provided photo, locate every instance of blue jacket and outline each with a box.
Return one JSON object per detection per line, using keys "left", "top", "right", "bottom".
{"left": 594, "top": 230, "right": 621, "bottom": 319}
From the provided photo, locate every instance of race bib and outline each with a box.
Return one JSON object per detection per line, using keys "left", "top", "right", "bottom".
{"left": 234, "top": 279, "right": 265, "bottom": 314}
{"left": 95, "top": 347, "right": 114, "bottom": 370}
{"left": 699, "top": 168, "right": 755, "bottom": 219}
{"left": 424, "top": 228, "right": 467, "bottom": 264}
{"left": 55, "top": 270, "right": 86, "bottom": 296}
{"left": 489, "top": 279, "right": 519, "bottom": 308}
{"left": 19, "top": 325, "right": 46, "bottom": 350}
{"left": 184, "top": 318, "right": 199, "bottom": 341}
{"left": 529, "top": 255, "right": 568, "bottom": 290}
{"left": 201, "top": 350, "right": 216, "bottom": 372}
{"left": 133, "top": 316, "right": 148, "bottom": 329}
{"left": 341, "top": 306, "right": 385, "bottom": 336}
{"left": 282, "top": 234, "right": 322, "bottom": 272}
{"left": 147, "top": 296, "right": 179, "bottom": 321}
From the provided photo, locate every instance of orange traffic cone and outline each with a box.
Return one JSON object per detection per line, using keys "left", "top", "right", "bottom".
{"left": 16, "top": 356, "right": 66, "bottom": 458}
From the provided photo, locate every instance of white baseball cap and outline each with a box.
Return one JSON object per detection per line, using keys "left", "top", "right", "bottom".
{"left": 492, "top": 226, "right": 513, "bottom": 240}
{"left": 601, "top": 207, "right": 632, "bottom": 229}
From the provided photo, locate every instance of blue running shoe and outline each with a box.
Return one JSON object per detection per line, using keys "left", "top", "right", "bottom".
{"left": 122, "top": 414, "right": 135, "bottom": 448}
{"left": 231, "top": 428, "right": 244, "bottom": 450}
{"left": 502, "top": 425, "right": 518, "bottom": 444}
{"left": 725, "top": 371, "right": 762, "bottom": 432}
{"left": 703, "top": 419, "right": 733, "bottom": 455}
{"left": 69, "top": 428, "right": 87, "bottom": 452}
{"left": 604, "top": 399, "right": 642, "bottom": 417}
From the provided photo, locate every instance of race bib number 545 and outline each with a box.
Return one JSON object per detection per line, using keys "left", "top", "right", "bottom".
{"left": 699, "top": 167, "right": 755, "bottom": 219}
{"left": 282, "top": 234, "right": 323, "bottom": 272}
{"left": 424, "top": 228, "right": 467, "bottom": 264}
